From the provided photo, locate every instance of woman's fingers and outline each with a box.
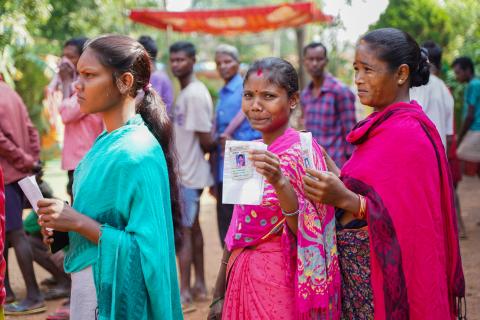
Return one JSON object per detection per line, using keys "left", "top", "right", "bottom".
{"left": 303, "top": 181, "right": 323, "bottom": 198}
{"left": 249, "top": 149, "right": 266, "bottom": 155}
{"left": 37, "top": 198, "right": 57, "bottom": 208}
{"left": 250, "top": 150, "right": 281, "bottom": 176}
{"left": 303, "top": 174, "right": 317, "bottom": 186}
{"left": 305, "top": 168, "right": 330, "bottom": 180}
{"left": 38, "top": 213, "right": 59, "bottom": 232}
{"left": 38, "top": 213, "right": 54, "bottom": 224}
{"left": 253, "top": 160, "right": 278, "bottom": 173}
{"left": 37, "top": 199, "right": 64, "bottom": 215}
{"left": 303, "top": 174, "right": 331, "bottom": 203}
{"left": 303, "top": 174, "right": 326, "bottom": 188}
{"left": 255, "top": 167, "right": 275, "bottom": 179}
{"left": 37, "top": 204, "right": 56, "bottom": 216}
{"left": 249, "top": 150, "right": 279, "bottom": 165}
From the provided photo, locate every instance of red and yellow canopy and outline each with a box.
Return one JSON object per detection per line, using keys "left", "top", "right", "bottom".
{"left": 129, "top": 2, "right": 332, "bottom": 35}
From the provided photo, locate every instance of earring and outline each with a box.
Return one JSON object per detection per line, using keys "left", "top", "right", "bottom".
{"left": 290, "top": 104, "right": 297, "bottom": 110}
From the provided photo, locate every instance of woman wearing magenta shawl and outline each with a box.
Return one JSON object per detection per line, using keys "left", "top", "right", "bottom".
{"left": 303, "top": 28, "right": 466, "bottom": 319}
{"left": 208, "top": 58, "right": 341, "bottom": 319}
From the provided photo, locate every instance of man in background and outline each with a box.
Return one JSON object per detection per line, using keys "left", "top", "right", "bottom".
{"left": 0, "top": 78, "right": 44, "bottom": 315}
{"left": 57, "top": 37, "right": 103, "bottom": 204}
{"left": 0, "top": 168, "right": 6, "bottom": 318}
{"left": 411, "top": 41, "right": 454, "bottom": 150}
{"left": 170, "top": 41, "right": 215, "bottom": 308}
{"left": 138, "top": 35, "right": 174, "bottom": 114}
{"left": 453, "top": 56, "right": 480, "bottom": 175}
{"left": 301, "top": 42, "right": 356, "bottom": 167}
{"left": 410, "top": 41, "right": 466, "bottom": 237}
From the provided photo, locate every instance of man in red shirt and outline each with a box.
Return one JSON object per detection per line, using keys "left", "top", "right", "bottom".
{"left": 0, "top": 80, "right": 45, "bottom": 315}
{"left": 0, "top": 168, "right": 7, "bottom": 318}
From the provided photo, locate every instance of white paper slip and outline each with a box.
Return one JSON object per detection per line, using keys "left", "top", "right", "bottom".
{"left": 18, "top": 176, "right": 44, "bottom": 212}
{"left": 299, "top": 132, "right": 315, "bottom": 170}
{"left": 222, "top": 140, "right": 267, "bottom": 205}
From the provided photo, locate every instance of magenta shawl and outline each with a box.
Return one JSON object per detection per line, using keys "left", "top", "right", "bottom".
{"left": 341, "top": 101, "right": 465, "bottom": 319}
{"left": 225, "top": 128, "right": 341, "bottom": 319}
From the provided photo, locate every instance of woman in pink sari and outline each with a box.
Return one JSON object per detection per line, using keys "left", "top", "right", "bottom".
{"left": 208, "top": 58, "right": 341, "bottom": 320}
{"left": 303, "top": 28, "right": 466, "bottom": 320}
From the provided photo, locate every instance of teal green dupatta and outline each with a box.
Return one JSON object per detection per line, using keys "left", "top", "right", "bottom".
{"left": 64, "top": 115, "right": 183, "bottom": 319}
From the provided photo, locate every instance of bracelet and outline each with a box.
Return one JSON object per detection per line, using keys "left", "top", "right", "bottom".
{"left": 282, "top": 207, "right": 300, "bottom": 217}
{"left": 221, "top": 259, "right": 228, "bottom": 266}
{"left": 353, "top": 194, "right": 367, "bottom": 219}
{"left": 209, "top": 296, "right": 224, "bottom": 308}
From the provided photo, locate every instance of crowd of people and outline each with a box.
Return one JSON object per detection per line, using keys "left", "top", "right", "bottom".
{"left": 0, "top": 26, "right": 477, "bottom": 319}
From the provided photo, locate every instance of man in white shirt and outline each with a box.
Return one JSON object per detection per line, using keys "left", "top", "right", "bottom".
{"left": 410, "top": 41, "right": 466, "bottom": 238}
{"left": 410, "top": 41, "right": 454, "bottom": 151}
{"left": 170, "top": 41, "right": 216, "bottom": 307}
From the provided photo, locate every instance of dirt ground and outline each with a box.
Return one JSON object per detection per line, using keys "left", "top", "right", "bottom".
{"left": 6, "top": 161, "right": 480, "bottom": 320}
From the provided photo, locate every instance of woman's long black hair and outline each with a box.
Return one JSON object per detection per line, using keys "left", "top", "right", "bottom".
{"left": 85, "top": 35, "right": 182, "bottom": 249}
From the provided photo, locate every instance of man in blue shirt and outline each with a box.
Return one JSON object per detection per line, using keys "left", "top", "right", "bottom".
{"left": 213, "top": 44, "right": 260, "bottom": 246}
{"left": 453, "top": 56, "right": 480, "bottom": 176}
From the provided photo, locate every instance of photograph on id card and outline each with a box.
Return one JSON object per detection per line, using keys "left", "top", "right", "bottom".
{"left": 222, "top": 140, "right": 267, "bottom": 205}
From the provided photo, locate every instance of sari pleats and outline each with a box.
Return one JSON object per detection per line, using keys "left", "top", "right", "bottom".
{"left": 223, "top": 237, "right": 295, "bottom": 320}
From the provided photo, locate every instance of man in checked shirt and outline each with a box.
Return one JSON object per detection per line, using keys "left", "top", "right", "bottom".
{"left": 301, "top": 42, "right": 357, "bottom": 167}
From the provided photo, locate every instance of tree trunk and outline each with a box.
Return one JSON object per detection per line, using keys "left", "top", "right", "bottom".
{"left": 294, "top": 0, "right": 307, "bottom": 89}
{"left": 295, "top": 27, "right": 306, "bottom": 90}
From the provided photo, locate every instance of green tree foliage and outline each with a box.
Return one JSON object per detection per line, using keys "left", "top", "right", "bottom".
{"left": 0, "top": 0, "right": 158, "bottom": 138}
{"left": 0, "top": 0, "right": 51, "bottom": 86}
{"left": 444, "top": 0, "right": 480, "bottom": 66}
{"left": 443, "top": 0, "right": 480, "bottom": 126}
{"left": 369, "top": 0, "right": 453, "bottom": 48}
{"left": 37, "top": 0, "right": 159, "bottom": 47}
{"left": 369, "top": 0, "right": 479, "bottom": 126}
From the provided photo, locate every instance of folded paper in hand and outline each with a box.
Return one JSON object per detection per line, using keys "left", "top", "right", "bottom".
{"left": 300, "top": 132, "right": 315, "bottom": 170}
{"left": 18, "top": 176, "right": 54, "bottom": 233}
{"left": 222, "top": 140, "right": 267, "bottom": 205}
{"left": 18, "top": 176, "right": 43, "bottom": 212}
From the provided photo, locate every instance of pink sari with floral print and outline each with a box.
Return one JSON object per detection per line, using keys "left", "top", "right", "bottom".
{"left": 223, "top": 128, "right": 341, "bottom": 320}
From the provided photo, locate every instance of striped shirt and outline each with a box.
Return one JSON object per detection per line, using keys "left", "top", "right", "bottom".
{"left": 301, "top": 74, "right": 356, "bottom": 167}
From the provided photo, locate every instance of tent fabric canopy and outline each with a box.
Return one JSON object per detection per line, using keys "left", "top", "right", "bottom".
{"left": 129, "top": 2, "right": 332, "bottom": 35}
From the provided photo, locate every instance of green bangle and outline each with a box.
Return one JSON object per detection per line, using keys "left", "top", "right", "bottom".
{"left": 209, "top": 296, "right": 224, "bottom": 308}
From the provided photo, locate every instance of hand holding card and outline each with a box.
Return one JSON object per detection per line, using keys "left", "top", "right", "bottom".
{"left": 222, "top": 140, "right": 267, "bottom": 205}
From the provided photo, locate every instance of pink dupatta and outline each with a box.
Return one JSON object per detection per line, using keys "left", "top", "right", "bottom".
{"left": 225, "top": 128, "right": 341, "bottom": 319}
{"left": 341, "top": 101, "right": 465, "bottom": 319}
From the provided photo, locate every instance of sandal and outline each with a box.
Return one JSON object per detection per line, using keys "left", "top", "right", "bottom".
{"left": 4, "top": 301, "right": 47, "bottom": 315}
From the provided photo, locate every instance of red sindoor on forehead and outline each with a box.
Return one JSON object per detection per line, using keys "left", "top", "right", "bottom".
{"left": 256, "top": 68, "right": 263, "bottom": 77}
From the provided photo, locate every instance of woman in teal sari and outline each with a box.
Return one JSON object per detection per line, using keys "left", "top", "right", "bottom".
{"left": 37, "top": 35, "right": 183, "bottom": 320}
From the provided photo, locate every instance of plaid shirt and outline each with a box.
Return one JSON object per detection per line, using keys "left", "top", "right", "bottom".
{"left": 301, "top": 74, "right": 356, "bottom": 167}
